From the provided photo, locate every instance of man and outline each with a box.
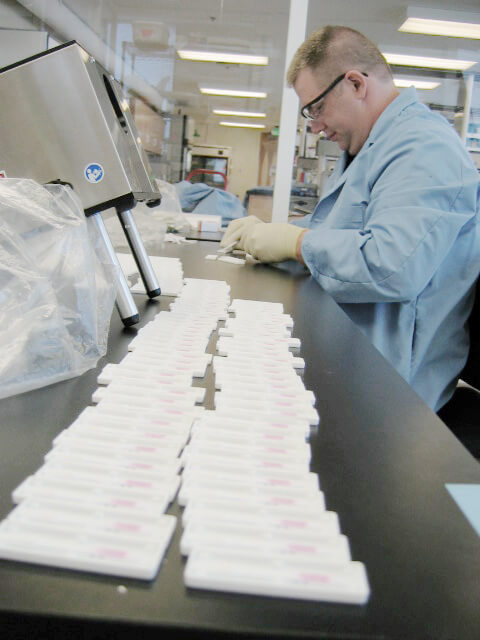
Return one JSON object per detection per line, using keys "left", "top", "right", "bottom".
{"left": 221, "top": 25, "right": 480, "bottom": 412}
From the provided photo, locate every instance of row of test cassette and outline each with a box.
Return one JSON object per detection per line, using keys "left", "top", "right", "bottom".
{"left": 180, "top": 299, "right": 371, "bottom": 605}
{"left": 0, "top": 277, "right": 370, "bottom": 603}
{"left": 0, "top": 278, "right": 231, "bottom": 580}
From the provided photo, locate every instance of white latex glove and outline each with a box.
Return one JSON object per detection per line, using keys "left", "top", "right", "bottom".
{"left": 220, "top": 215, "right": 262, "bottom": 249}
{"left": 242, "top": 222, "right": 306, "bottom": 263}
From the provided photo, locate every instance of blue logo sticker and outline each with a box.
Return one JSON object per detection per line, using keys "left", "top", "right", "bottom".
{"left": 84, "top": 163, "right": 104, "bottom": 183}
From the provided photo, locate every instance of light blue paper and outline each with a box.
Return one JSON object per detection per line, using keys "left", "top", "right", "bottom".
{"left": 446, "top": 484, "right": 480, "bottom": 537}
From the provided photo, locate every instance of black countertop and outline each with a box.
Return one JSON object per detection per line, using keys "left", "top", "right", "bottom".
{"left": 1, "top": 241, "right": 479, "bottom": 640}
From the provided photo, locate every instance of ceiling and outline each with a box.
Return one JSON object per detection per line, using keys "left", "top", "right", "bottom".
{"left": 19, "top": 0, "right": 480, "bottom": 129}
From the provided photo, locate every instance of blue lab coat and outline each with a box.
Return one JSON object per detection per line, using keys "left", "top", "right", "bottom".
{"left": 300, "top": 88, "right": 480, "bottom": 411}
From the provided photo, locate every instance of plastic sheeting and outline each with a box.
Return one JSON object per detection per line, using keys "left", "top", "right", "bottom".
{"left": 0, "top": 179, "right": 117, "bottom": 399}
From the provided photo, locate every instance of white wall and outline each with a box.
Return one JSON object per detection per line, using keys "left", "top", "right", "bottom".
{"left": 0, "top": 1, "right": 50, "bottom": 67}
{"left": 191, "top": 123, "right": 261, "bottom": 202}
{"left": 0, "top": 0, "right": 36, "bottom": 29}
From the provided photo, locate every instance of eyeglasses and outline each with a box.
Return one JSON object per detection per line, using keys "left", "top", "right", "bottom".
{"left": 300, "top": 72, "right": 368, "bottom": 120}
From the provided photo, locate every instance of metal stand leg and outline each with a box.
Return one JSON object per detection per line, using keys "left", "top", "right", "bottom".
{"left": 90, "top": 212, "right": 139, "bottom": 327}
{"left": 116, "top": 208, "right": 161, "bottom": 298}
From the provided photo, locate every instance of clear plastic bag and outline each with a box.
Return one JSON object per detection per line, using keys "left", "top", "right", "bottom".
{"left": 0, "top": 178, "right": 117, "bottom": 399}
{"left": 103, "top": 178, "right": 192, "bottom": 251}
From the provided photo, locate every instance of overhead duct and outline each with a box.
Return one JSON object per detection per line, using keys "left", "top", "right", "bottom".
{"left": 16, "top": 0, "right": 170, "bottom": 112}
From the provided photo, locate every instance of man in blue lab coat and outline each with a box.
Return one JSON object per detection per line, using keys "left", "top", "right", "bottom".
{"left": 221, "top": 25, "right": 480, "bottom": 412}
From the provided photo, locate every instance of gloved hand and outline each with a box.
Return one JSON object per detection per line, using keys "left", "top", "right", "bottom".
{"left": 220, "top": 215, "right": 262, "bottom": 249}
{"left": 242, "top": 222, "right": 306, "bottom": 263}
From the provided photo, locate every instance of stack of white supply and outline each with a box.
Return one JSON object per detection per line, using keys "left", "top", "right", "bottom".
{"left": 0, "top": 277, "right": 231, "bottom": 580}
{"left": 182, "top": 299, "right": 370, "bottom": 605}
{"left": 116, "top": 253, "right": 185, "bottom": 297}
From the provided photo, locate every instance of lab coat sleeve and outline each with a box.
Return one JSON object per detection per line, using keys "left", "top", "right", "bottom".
{"left": 301, "top": 136, "right": 479, "bottom": 304}
{"left": 291, "top": 213, "right": 313, "bottom": 228}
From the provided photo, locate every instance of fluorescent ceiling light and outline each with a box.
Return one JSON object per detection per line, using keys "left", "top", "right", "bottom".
{"left": 383, "top": 52, "right": 476, "bottom": 71}
{"left": 200, "top": 87, "right": 267, "bottom": 98}
{"left": 219, "top": 121, "right": 265, "bottom": 129}
{"left": 178, "top": 50, "right": 268, "bottom": 65}
{"left": 213, "top": 109, "right": 266, "bottom": 118}
{"left": 399, "top": 17, "right": 480, "bottom": 39}
{"left": 394, "top": 78, "right": 440, "bottom": 89}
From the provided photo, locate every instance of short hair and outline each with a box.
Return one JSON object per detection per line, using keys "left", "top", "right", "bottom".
{"left": 287, "top": 25, "right": 392, "bottom": 86}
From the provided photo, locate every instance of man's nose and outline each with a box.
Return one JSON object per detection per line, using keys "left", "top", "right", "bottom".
{"left": 309, "top": 119, "right": 324, "bottom": 135}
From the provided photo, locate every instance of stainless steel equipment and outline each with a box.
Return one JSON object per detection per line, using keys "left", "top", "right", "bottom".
{"left": 0, "top": 41, "right": 163, "bottom": 326}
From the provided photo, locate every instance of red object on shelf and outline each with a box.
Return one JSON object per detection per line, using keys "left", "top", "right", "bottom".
{"left": 186, "top": 169, "right": 228, "bottom": 190}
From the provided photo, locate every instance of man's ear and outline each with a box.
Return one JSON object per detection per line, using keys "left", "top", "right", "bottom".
{"left": 346, "top": 70, "right": 367, "bottom": 98}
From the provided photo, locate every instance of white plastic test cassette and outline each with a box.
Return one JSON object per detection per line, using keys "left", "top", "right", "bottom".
{"left": 183, "top": 276, "right": 230, "bottom": 289}
{"left": 127, "top": 340, "right": 212, "bottom": 359}
{"left": 182, "top": 438, "right": 311, "bottom": 467}
{"left": 12, "top": 474, "right": 178, "bottom": 515}
{"left": 217, "top": 352, "right": 306, "bottom": 372}
{"left": 228, "top": 299, "right": 284, "bottom": 314}
{"left": 224, "top": 315, "right": 293, "bottom": 330}
{"left": 217, "top": 255, "right": 245, "bottom": 265}
{"left": 189, "top": 420, "right": 310, "bottom": 447}
{"left": 53, "top": 425, "right": 187, "bottom": 459}
{"left": 7, "top": 498, "right": 173, "bottom": 544}
{"left": 42, "top": 452, "right": 181, "bottom": 485}
{"left": 229, "top": 314, "right": 294, "bottom": 330}
{"left": 213, "top": 353, "right": 305, "bottom": 372}
{"left": 181, "top": 446, "right": 313, "bottom": 477}
{"left": 62, "top": 422, "right": 191, "bottom": 451}
{"left": 48, "top": 435, "right": 184, "bottom": 473}
{"left": 155, "top": 304, "right": 216, "bottom": 322}
{"left": 64, "top": 420, "right": 193, "bottom": 448}
{"left": 128, "top": 333, "right": 210, "bottom": 353}
{"left": 91, "top": 398, "right": 202, "bottom": 424}
{"left": 94, "top": 378, "right": 205, "bottom": 403}
{"left": 130, "top": 320, "right": 212, "bottom": 338}
{"left": 180, "top": 525, "right": 350, "bottom": 563}
{"left": 169, "top": 305, "right": 228, "bottom": 322}
{"left": 124, "top": 346, "right": 213, "bottom": 365}
{"left": 181, "top": 492, "right": 327, "bottom": 525}
{"left": 91, "top": 384, "right": 204, "bottom": 407}
{"left": 217, "top": 328, "right": 301, "bottom": 349}
{"left": 190, "top": 422, "right": 310, "bottom": 449}
{"left": 180, "top": 520, "right": 351, "bottom": 565}
{"left": 186, "top": 438, "right": 311, "bottom": 473}
{"left": 130, "top": 328, "right": 211, "bottom": 347}
{"left": 213, "top": 372, "right": 305, "bottom": 394}
{"left": 77, "top": 404, "right": 196, "bottom": 430}
{"left": 15, "top": 463, "right": 180, "bottom": 503}
{"left": 177, "top": 474, "right": 318, "bottom": 507}
{"left": 213, "top": 372, "right": 307, "bottom": 393}
{"left": 45, "top": 450, "right": 182, "bottom": 482}
{"left": 98, "top": 363, "right": 193, "bottom": 387}
{"left": 181, "top": 461, "right": 319, "bottom": 492}
{"left": 216, "top": 337, "right": 298, "bottom": 357}
{"left": 0, "top": 513, "right": 176, "bottom": 580}
{"left": 184, "top": 548, "right": 370, "bottom": 604}
{"left": 193, "top": 413, "right": 310, "bottom": 438}
{"left": 213, "top": 395, "right": 319, "bottom": 426}
{"left": 221, "top": 322, "right": 292, "bottom": 339}
{"left": 212, "top": 385, "right": 315, "bottom": 407}
{"left": 70, "top": 407, "right": 193, "bottom": 441}
{"left": 119, "top": 354, "right": 211, "bottom": 379}
{"left": 202, "top": 408, "right": 313, "bottom": 435}
{"left": 183, "top": 507, "right": 339, "bottom": 539}
{"left": 213, "top": 361, "right": 304, "bottom": 380}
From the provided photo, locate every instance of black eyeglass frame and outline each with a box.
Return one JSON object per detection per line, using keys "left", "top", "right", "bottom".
{"left": 300, "top": 71, "right": 368, "bottom": 120}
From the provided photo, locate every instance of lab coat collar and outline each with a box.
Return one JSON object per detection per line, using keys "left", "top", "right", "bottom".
{"left": 319, "top": 88, "right": 420, "bottom": 202}
{"left": 364, "top": 87, "right": 419, "bottom": 148}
